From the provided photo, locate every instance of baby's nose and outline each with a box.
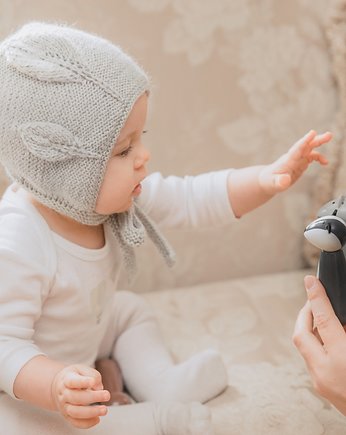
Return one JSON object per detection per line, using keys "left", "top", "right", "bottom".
{"left": 136, "top": 145, "right": 150, "bottom": 167}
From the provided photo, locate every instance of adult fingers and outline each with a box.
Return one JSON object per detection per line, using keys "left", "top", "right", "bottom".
{"left": 293, "top": 301, "right": 326, "bottom": 369}
{"left": 304, "top": 275, "right": 346, "bottom": 352}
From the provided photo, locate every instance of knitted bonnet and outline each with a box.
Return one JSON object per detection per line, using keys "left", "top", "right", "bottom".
{"left": 0, "top": 22, "right": 175, "bottom": 275}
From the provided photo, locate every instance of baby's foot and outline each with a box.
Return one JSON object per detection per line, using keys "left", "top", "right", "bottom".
{"left": 158, "top": 402, "right": 214, "bottom": 435}
{"left": 149, "top": 349, "right": 227, "bottom": 403}
{"left": 111, "top": 391, "right": 133, "bottom": 405}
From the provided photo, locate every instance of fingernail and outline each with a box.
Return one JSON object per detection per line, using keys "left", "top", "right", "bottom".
{"left": 304, "top": 275, "right": 317, "bottom": 291}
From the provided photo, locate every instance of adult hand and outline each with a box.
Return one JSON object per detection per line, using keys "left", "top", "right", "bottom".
{"left": 51, "top": 364, "right": 110, "bottom": 429}
{"left": 293, "top": 275, "right": 346, "bottom": 415}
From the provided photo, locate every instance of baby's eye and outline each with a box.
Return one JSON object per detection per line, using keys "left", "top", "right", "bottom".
{"left": 118, "top": 145, "right": 133, "bottom": 158}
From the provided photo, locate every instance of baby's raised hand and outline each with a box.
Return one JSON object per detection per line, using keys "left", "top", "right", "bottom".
{"left": 258, "top": 130, "right": 331, "bottom": 195}
{"left": 51, "top": 364, "right": 110, "bottom": 429}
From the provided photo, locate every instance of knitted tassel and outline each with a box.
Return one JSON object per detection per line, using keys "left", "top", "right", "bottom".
{"left": 134, "top": 204, "right": 176, "bottom": 267}
{"left": 109, "top": 203, "right": 176, "bottom": 280}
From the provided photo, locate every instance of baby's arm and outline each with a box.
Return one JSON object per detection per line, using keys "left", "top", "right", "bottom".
{"left": 0, "top": 200, "right": 109, "bottom": 429}
{"left": 227, "top": 130, "right": 331, "bottom": 217}
{"left": 14, "top": 355, "right": 110, "bottom": 429}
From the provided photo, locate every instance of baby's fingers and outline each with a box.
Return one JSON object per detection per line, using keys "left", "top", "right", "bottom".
{"left": 64, "top": 403, "right": 108, "bottom": 429}
{"left": 309, "top": 131, "right": 333, "bottom": 150}
{"left": 65, "top": 403, "right": 107, "bottom": 421}
{"left": 64, "top": 372, "right": 95, "bottom": 390}
{"left": 308, "top": 151, "right": 328, "bottom": 165}
{"left": 66, "top": 417, "right": 100, "bottom": 429}
{"left": 288, "top": 130, "right": 331, "bottom": 162}
{"left": 66, "top": 416, "right": 101, "bottom": 430}
{"left": 63, "top": 365, "right": 103, "bottom": 390}
{"left": 287, "top": 130, "right": 317, "bottom": 159}
{"left": 65, "top": 388, "right": 110, "bottom": 406}
{"left": 296, "top": 129, "right": 317, "bottom": 148}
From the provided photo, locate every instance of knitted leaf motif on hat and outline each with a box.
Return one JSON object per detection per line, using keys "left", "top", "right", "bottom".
{"left": 18, "top": 122, "right": 99, "bottom": 162}
{"left": 2, "top": 31, "right": 85, "bottom": 83}
{"left": 2, "top": 28, "right": 122, "bottom": 101}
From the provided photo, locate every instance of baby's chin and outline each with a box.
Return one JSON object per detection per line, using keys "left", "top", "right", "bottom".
{"left": 109, "top": 200, "right": 135, "bottom": 215}
{"left": 95, "top": 197, "right": 135, "bottom": 215}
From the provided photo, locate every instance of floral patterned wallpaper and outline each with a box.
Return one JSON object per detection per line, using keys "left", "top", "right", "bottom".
{"left": 0, "top": 0, "right": 338, "bottom": 291}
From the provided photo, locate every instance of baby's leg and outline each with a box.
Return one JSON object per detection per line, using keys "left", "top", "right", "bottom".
{"left": 110, "top": 291, "right": 227, "bottom": 403}
{"left": 103, "top": 401, "right": 213, "bottom": 435}
{"left": 0, "top": 393, "right": 213, "bottom": 435}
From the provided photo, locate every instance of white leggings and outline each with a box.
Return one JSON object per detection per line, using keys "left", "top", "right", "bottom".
{"left": 0, "top": 394, "right": 212, "bottom": 435}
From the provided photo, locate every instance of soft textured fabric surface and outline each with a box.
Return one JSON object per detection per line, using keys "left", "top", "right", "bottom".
{"left": 144, "top": 270, "right": 346, "bottom": 434}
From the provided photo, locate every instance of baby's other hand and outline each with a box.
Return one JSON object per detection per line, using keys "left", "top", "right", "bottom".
{"left": 51, "top": 364, "right": 110, "bottom": 429}
{"left": 258, "top": 130, "right": 332, "bottom": 195}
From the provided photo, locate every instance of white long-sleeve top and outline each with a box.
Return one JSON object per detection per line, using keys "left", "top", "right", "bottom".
{"left": 0, "top": 170, "right": 235, "bottom": 397}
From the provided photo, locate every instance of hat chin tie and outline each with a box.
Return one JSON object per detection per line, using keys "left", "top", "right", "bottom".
{"left": 107, "top": 203, "right": 176, "bottom": 281}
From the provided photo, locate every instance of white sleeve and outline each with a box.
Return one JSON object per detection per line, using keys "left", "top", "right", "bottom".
{"left": 0, "top": 209, "right": 54, "bottom": 398}
{"left": 137, "top": 170, "right": 237, "bottom": 229}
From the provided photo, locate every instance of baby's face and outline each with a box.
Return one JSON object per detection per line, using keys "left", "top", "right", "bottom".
{"left": 95, "top": 93, "right": 150, "bottom": 215}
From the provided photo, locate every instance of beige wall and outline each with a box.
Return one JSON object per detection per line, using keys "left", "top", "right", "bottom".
{"left": 0, "top": 0, "right": 338, "bottom": 291}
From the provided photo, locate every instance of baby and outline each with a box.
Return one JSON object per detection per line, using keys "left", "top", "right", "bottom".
{"left": 0, "top": 22, "right": 331, "bottom": 435}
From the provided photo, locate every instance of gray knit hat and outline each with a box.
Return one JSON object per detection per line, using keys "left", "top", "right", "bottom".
{"left": 0, "top": 22, "right": 175, "bottom": 276}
